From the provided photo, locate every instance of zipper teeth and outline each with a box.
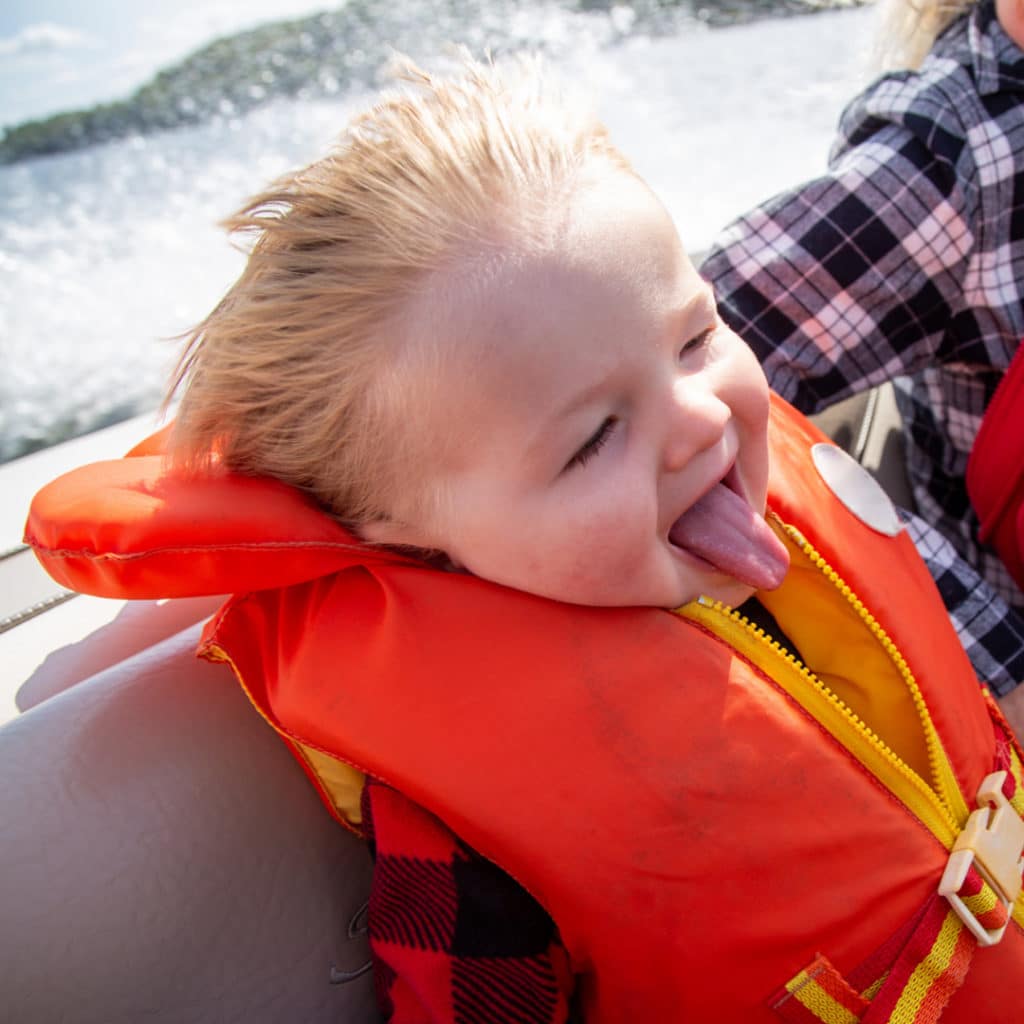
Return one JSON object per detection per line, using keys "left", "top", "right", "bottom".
{"left": 778, "top": 522, "right": 953, "bottom": 810}
{"left": 695, "top": 518, "right": 963, "bottom": 841}
{"left": 705, "top": 593, "right": 917, "bottom": 765}
{"left": 702, "top": 594, "right": 958, "bottom": 840}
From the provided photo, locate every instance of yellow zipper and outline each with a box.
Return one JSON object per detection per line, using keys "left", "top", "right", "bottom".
{"left": 679, "top": 516, "right": 970, "bottom": 850}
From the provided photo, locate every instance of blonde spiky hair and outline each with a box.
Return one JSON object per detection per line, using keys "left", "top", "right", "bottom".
{"left": 167, "top": 53, "right": 633, "bottom": 530}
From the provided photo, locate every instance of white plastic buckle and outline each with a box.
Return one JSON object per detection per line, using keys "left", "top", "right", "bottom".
{"left": 938, "top": 771, "right": 1024, "bottom": 947}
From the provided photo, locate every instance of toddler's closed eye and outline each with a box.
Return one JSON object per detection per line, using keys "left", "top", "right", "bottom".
{"left": 679, "top": 326, "right": 715, "bottom": 359}
{"left": 565, "top": 416, "right": 618, "bottom": 472}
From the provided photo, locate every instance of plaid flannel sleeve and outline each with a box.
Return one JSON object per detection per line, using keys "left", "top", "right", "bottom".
{"left": 902, "top": 509, "right": 1024, "bottom": 698}
{"left": 361, "top": 777, "right": 578, "bottom": 1023}
{"left": 701, "top": 120, "right": 974, "bottom": 411}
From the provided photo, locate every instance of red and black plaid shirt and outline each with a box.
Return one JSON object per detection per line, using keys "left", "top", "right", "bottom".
{"left": 361, "top": 779, "right": 580, "bottom": 1022}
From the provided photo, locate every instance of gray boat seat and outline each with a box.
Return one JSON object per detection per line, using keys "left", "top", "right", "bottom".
{"left": 0, "top": 617, "right": 382, "bottom": 1024}
{"left": 0, "top": 383, "right": 908, "bottom": 1023}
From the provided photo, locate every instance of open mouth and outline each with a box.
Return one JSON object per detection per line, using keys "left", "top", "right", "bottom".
{"left": 668, "top": 467, "right": 789, "bottom": 591}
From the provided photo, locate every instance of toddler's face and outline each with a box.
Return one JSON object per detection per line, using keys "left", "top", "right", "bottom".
{"left": 371, "top": 171, "right": 787, "bottom": 608}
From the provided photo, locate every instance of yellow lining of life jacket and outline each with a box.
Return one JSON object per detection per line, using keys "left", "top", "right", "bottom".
{"left": 760, "top": 517, "right": 932, "bottom": 783}
{"left": 682, "top": 514, "right": 975, "bottom": 862}
{"left": 296, "top": 743, "right": 366, "bottom": 826}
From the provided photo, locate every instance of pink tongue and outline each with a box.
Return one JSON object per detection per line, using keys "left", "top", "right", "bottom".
{"left": 669, "top": 484, "right": 789, "bottom": 591}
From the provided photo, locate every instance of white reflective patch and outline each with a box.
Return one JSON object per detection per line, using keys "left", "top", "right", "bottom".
{"left": 810, "top": 443, "right": 903, "bottom": 538}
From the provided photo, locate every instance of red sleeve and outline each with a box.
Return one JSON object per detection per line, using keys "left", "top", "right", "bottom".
{"left": 361, "top": 778, "right": 577, "bottom": 1022}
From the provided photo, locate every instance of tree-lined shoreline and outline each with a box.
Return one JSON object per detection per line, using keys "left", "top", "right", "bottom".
{"left": 1, "top": 0, "right": 859, "bottom": 165}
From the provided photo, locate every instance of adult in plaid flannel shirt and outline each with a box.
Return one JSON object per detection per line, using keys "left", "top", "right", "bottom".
{"left": 702, "top": 0, "right": 1024, "bottom": 705}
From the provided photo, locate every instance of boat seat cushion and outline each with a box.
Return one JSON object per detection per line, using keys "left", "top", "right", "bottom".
{"left": 0, "top": 623, "right": 381, "bottom": 1024}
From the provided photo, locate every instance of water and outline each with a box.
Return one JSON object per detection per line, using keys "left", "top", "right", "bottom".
{"left": 0, "top": 0, "right": 877, "bottom": 463}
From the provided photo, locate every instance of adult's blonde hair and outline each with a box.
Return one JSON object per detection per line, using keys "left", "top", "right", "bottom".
{"left": 168, "top": 54, "right": 632, "bottom": 529}
{"left": 872, "top": 0, "right": 977, "bottom": 72}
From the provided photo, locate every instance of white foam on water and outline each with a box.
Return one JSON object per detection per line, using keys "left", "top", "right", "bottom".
{"left": 0, "top": 4, "right": 878, "bottom": 462}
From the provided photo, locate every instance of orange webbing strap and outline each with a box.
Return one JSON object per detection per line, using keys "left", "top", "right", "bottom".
{"left": 772, "top": 746, "right": 1024, "bottom": 1024}
{"left": 770, "top": 954, "right": 871, "bottom": 1022}
{"left": 770, "top": 897, "right": 973, "bottom": 1024}
{"left": 859, "top": 897, "right": 975, "bottom": 1023}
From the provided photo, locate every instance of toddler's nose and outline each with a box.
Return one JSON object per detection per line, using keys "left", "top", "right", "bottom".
{"left": 661, "top": 378, "right": 730, "bottom": 472}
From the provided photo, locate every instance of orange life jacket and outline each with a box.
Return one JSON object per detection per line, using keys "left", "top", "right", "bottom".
{"left": 25, "top": 395, "right": 1024, "bottom": 1023}
{"left": 967, "top": 340, "right": 1024, "bottom": 591}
